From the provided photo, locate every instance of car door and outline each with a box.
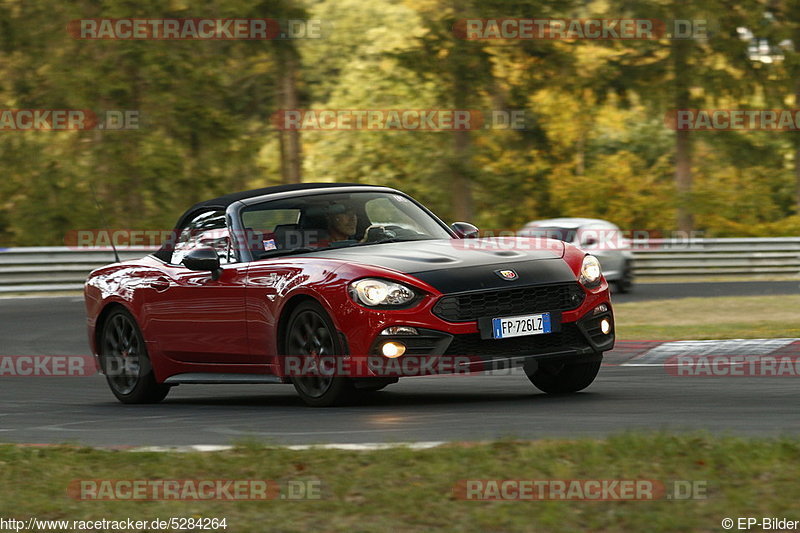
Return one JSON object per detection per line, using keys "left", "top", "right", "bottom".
{"left": 143, "top": 209, "right": 252, "bottom": 364}
{"left": 238, "top": 205, "right": 305, "bottom": 364}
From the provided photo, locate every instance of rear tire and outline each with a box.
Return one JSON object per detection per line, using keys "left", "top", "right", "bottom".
{"left": 99, "top": 308, "right": 170, "bottom": 404}
{"left": 284, "top": 301, "right": 356, "bottom": 407}
{"left": 525, "top": 356, "right": 602, "bottom": 394}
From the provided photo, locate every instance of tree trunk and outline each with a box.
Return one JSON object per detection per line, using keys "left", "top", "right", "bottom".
{"left": 673, "top": 37, "right": 693, "bottom": 233}
{"left": 675, "top": 128, "right": 693, "bottom": 232}
{"left": 277, "top": 44, "right": 302, "bottom": 184}
{"left": 450, "top": 11, "right": 473, "bottom": 223}
{"left": 795, "top": 77, "right": 800, "bottom": 213}
{"left": 452, "top": 129, "right": 473, "bottom": 221}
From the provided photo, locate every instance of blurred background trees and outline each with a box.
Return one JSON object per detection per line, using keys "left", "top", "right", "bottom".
{"left": 0, "top": 0, "right": 798, "bottom": 245}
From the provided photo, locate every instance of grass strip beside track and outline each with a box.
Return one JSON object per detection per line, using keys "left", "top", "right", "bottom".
{"left": 614, "top": 294, "right": 800, "bottom": 340}
{"left": 1, "top": 434, "right": 799, "bottom": 532}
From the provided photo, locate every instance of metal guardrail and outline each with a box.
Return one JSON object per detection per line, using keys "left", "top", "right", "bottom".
{"left": 0, "top": 238, "right": 798, "bottom": 293}
{"left": 0, "top": 247, "right": 156, "bottom": 293}
{"left": 628, "top": 237, "right": 800, "bottom": 277}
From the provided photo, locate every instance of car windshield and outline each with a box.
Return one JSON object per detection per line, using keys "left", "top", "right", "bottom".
{"left": 241, "top": 191, "right": 452, "bottom": 259}
{"left": 521, "top": 226, "right": 578, "bottom": 243}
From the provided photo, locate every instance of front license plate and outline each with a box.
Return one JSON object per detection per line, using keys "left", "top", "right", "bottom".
{"left": 492, "top": 313, "right": 551, "bottom": 339}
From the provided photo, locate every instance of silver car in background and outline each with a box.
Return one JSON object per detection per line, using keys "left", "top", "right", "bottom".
{"left": 519, "top": 217, "right": 634, "bottom": 293}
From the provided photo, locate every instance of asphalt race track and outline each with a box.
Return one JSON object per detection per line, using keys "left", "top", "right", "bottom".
{"left": 0, "top": 282, "right": 798, "bottom": 447}
{"left": 609, "top": 280, "right": 800, "bottom": 303}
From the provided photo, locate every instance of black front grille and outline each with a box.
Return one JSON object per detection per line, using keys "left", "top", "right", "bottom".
{"left": 443, "top": 324, "right": 588, "bottom": 358}
{"left": 432, "top": 282, "right": 585, "bottom": 322}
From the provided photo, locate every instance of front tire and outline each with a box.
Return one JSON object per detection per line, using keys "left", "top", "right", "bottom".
{"left": 525, "top": 356, "right": 602, "bottom": 394}
{"left": 99, "top": 308, "right": 170, "bottom": 404}
{"left": 284, "top": 301, "right": 355, "bottom": 407}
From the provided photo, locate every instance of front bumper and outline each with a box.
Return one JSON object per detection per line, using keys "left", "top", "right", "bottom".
{"left": 285, "top": 278, "right": 615, "bottom": 380}
{"left": 364, "top": 307, "right": 613, "bottom": 376}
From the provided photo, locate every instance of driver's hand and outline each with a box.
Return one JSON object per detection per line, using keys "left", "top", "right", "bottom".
{"left": 362, "top": 225, "right": 395, "bottom": 242}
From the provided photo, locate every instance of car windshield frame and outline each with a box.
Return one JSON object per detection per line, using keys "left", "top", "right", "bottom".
{"left": 229, "top": 188, "right": 455, "bottom": 262}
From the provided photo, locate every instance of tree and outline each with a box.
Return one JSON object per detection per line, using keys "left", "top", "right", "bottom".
{"left": 611, "top": 0, "right": 763, "bottom": 231}
{"left": 754, "top": 1, "right": 800, "bottom": 212}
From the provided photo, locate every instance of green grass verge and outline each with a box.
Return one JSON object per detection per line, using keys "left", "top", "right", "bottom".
{"left": 614, "top": 295, "right": 800, "bottom": 340}
{"left": 2, "top": 434, "right": 799, "bottom": 532}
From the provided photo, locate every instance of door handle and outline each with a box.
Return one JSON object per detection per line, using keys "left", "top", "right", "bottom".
{"left": 150, "top": 277, "right": 171, "bottom": 292}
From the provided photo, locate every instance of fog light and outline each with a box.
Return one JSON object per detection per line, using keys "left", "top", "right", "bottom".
{"left": 600, "top": 318, "right": 611, "bottom": 335}
{"left": 381, "top": 341, "right": 406, "bottom": 358}
{"left": 380, "top": 326, "right": 418, "bottom": 336}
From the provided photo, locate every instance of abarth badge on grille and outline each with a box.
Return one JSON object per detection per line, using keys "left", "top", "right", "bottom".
{"left": 495, "top": 269, "right": 518, "bottom": 281}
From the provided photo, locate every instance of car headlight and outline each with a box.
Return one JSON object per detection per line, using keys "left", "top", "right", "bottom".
{"left": 579, "top": 255, "right": 602, "bottom": 288}
{"left": 349, "top": 278, "right": 418, "bottom": 307}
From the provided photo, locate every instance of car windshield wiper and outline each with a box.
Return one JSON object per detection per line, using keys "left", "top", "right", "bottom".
{"left": 255, "top": 247, "right": 332, "bottom": 259}
{"left": 348, "top": 237, "right": 427, "bottom": 247}
{"left": 255, "top": 238, "right": 428, "bottom": 259}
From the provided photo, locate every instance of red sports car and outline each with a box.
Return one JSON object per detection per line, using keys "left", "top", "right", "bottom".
{"left": 85, "top": 183, "right": 614, "bottom": 406}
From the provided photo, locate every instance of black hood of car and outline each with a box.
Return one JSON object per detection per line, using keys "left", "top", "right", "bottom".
{"left": 309, "top": 238, "right": 578, "bottom": 293}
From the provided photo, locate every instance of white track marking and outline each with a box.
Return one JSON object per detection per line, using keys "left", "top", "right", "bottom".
{"left": 128, "top": 441, "right": 446, "bottom": 453}
{"left": 622, "top": 338, "right": 798, "bottom": 365}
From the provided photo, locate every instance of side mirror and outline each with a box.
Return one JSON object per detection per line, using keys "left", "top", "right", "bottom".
{"left": 451, "top": 222, "right": 480, "bottom": 239}
{"left": 182, "top": 247, "right": 222, "bottom": 280}
{"left": 582, "top": 237, "right": 597, "bottom": 247}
